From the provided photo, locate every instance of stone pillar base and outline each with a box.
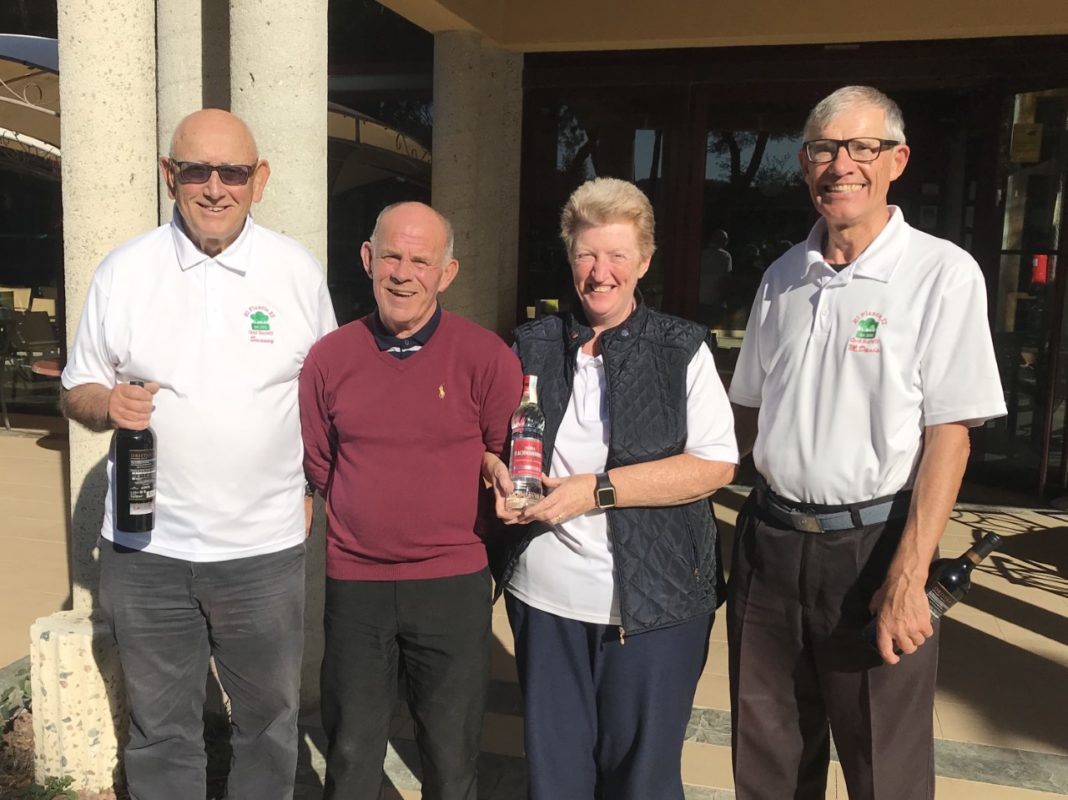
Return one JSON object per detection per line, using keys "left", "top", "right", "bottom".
{"left": 30, "top": 610, "right": 126, "bottom": 792}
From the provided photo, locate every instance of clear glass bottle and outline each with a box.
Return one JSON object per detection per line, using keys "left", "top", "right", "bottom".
{"left": 506, "top": 375, "right": 545, "bottom": 511}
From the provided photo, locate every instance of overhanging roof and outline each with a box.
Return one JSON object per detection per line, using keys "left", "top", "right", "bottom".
{"left": 378, "top": 0, "right": 1068, "bottom": 52}
{"left": 0, "top": 36, "right": 430, "bottom": 190}
{"left": 0, "top": 34, "right": 60, "bottom": 152}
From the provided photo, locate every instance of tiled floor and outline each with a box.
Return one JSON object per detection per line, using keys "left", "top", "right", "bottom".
{"left": 3, "top": 417, "right": 1067, "bottom": 796}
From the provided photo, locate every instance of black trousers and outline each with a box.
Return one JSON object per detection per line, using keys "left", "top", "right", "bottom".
{"left": 506, "top": 593, "right": 713, "bottom": 800}
{"left": 727, "top": 495, "right": 938, "bottom": 800}
{"left": 321, "top": 568, "right": 492, "bottom": 800}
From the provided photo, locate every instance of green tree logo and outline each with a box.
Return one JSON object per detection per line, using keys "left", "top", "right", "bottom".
{"left": 855, "top": 317, "right": 879, "bottom": 339}
{"left": 250, "top": 310, "right": 271, "bottom": 331}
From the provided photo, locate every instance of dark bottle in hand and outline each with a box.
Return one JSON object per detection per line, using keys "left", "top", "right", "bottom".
{"left": 923, "top": 531, "right": 1002, "bottom": 619}
{"left": 115, "top": 380, "right": 156, "bottom": 533}
{"left": 862, "top": 531, "right": 1002, "bottom": 647}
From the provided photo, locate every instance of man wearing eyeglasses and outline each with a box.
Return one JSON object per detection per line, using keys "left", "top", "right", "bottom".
{"left": 727, "top": 86, "right": 1005, "bottom": 799}
{"left": 61, "top": 109, "right": 337, "bottom": 800}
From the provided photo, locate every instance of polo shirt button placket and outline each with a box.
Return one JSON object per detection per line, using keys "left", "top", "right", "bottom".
{"left": 812, "top": 290, "right": 828, "bottom": 337}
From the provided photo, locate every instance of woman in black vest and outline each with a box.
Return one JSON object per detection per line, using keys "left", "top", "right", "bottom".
{"left": 484, "top": 178, "right": 739, "bottom": 800}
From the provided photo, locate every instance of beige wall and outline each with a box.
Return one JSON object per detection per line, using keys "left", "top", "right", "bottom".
{"left": 381, "top": 0, "right": 1068, "bottom": 50}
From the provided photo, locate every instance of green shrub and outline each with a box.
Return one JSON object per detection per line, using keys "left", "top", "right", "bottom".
{"left": 0, "top": 667, "right": 32, "bottom": 724}
{"left": 18, "top": 775, "right": 77, "bottom": 799}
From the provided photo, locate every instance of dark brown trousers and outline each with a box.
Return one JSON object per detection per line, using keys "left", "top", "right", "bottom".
{"left": 727, "top": 495, "right": 938, "bottom": 800}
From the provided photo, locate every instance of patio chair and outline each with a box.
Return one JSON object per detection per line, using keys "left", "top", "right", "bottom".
{"left": 9, "top": 311, "right": 61, "bottom": 394}
{"left": 30, "top": 297, "right": 56, "bottom": 318}
{"left": 0, "top": 286, "right": 31, "bottom": 312}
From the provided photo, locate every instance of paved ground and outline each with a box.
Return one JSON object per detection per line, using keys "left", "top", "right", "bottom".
{"left": 2, "top": 416, "right": 1066, "bottom": 797}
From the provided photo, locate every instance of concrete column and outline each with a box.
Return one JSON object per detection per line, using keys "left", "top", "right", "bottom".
{"left": 432, "top": 32, "right": 523, "bottom": 334}
{"left": 229, "top": 0, "right": 329, "bottom": 267}
{"left": 229, "top": 0, "right": 329, "bottom": 711}
{"left": 30, "top": 612, "right": 127, "bottom": 790}
{"left": 156, "top": 0, "right": 231, "bottom": 222}
{"left": 57, "top": 0, "right": 157, "bottom": 623}
{"left": 35, "top": 0, "right": 157, "bottom": 790}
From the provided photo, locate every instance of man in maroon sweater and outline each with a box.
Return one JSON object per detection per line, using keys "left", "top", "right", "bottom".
{"left": 299, "top": 202, "right": 522, "bottom": 800}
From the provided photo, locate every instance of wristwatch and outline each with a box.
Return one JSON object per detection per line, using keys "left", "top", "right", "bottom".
{"left": 594, "top": 473, "right": 617, "bottom": 509}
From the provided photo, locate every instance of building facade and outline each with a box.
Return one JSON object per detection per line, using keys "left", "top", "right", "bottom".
{"left": 29, "top": 0, "right": 1068, "bottom": 788}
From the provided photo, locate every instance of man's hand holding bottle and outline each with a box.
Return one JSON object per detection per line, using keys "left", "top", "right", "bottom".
{"left": 108, "top": 381, "right": 160, "bottom": 430}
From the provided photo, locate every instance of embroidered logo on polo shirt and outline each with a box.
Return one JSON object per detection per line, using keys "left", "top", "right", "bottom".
{"left": 244, "top": 305, "right": 276, "bottom": 344}
{"left": 848, "top": 311, "right": 886, "bottom": 354}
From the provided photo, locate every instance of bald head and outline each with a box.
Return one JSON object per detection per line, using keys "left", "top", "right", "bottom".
{"left": 371, "top": 202, "right": 455, "bottom": 263}
{"left": 169, "top": 109, "right": 259, "bottom": 164}
{"left": 161, "top": 109, "right": 270, "bottom": 257}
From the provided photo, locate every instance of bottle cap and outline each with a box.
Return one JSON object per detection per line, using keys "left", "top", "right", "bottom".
{"left": 973, "top": 532, "right": 1003, "bottom": 560}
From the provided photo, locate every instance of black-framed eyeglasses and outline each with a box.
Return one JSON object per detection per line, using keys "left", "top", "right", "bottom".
{"left": 168, "top": 160, "right": 258, "bottom": 186}
{"left": 802, "top": 138, "right": 900, "bottom": 164}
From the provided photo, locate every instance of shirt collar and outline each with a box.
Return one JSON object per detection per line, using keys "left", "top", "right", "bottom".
{"left": 803, "top": 206, "right": 905, "bottom": 285}
{"left": 372, "top": 304, "right": 442, "bottom": 352}
{"left": 170, "top": 209, "right": 256, "bottom": 274}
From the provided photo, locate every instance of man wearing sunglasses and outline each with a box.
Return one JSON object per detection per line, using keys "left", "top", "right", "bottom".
{"left": 727, "top": 87, "right": 1005, "bottom": 798}
{"left": 61, "top": 109, "right": 337, "bottom": 800}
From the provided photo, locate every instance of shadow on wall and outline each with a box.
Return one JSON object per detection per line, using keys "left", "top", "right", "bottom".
{"left": 75, "top": 454, "right": 129, "bottom": 791}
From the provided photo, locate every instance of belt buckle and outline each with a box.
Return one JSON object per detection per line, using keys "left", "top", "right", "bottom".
{"left": 790, "top": 511, "right": 824, "bottom": 534}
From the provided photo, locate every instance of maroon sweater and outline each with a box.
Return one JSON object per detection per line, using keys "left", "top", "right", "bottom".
{"left": 299, "top": 310, "right": 522, "bottom": 580}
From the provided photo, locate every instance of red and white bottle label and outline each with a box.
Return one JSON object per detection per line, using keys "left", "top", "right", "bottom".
{"left": 511, "top": 437, "right": 543, "bottom": 479}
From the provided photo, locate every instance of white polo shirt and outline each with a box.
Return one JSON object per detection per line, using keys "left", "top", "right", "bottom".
{"left": 63, "top": 214, "right": 337, "bottom": 561}
{"left": 507, "top": 343, "right": 739, "bottom": 625}
{"left": 729, "top": 208, "right": 1006, "bottom": 505}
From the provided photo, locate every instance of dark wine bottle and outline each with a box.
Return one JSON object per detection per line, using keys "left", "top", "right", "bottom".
{"left": 862, "top": 531, "right": 1002, "bottom": 647}
{"left": 115, "top": 380, "right": 156, "bottom": 533}
{"left": 923, "top": 531, "right": 1002, "bottom": 619}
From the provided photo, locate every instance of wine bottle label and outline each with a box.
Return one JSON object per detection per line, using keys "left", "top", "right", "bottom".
{"left": 511, "top": 437, "right": 543, "bottom": 479}
{"left": 127, "top": 448, "right": 156, "bottom": 515}
{"left": 927, "top": 584, "right": 955, "bottom": 620}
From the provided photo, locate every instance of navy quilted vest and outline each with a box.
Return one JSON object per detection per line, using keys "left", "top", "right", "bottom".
{"left": 491, "top": 303, "right": 721, "bottom": 636}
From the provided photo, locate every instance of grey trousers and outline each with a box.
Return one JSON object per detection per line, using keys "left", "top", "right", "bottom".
{"left": 727, "top": 496, "right": 938, "bottom": 800}
{"left": 99, "top": 540, "right": 305, "bottom": 800}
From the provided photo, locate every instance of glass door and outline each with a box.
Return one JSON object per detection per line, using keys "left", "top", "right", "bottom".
{"left": 979, "top": 89, "right": 1068, "bottom": 496}
{"left": 686, "top": 98, "right": 814, "bottom": 384}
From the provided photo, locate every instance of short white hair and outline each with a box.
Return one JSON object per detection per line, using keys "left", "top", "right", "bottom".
{"left": 803, "top": 86, "right": 906, "bottom": 143}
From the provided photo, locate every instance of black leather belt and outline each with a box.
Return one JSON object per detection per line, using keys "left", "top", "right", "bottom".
{"left": 754, "top": 477, "right": 911, "bottom": 533}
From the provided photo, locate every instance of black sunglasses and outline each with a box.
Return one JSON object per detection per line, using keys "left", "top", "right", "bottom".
{"left": 169, "top": 160, "right": 258, "bottom": 186}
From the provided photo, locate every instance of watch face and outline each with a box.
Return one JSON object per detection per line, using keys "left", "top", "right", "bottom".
{"left": 595, "top": 473, "right": 616, "bottom": 508}
{"left": 596, "top": 486, "right": 616, "bottom": 508}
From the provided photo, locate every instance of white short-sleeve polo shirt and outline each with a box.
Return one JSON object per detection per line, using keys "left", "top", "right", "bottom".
{"left": 508, "top": 343, "right": 739, "bottom": 624}
{"left": 729, "top": 208, "right": 1006, "bottom": 505}
{"left": 63, "top": 215, "right": 337, "bottom": 561}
